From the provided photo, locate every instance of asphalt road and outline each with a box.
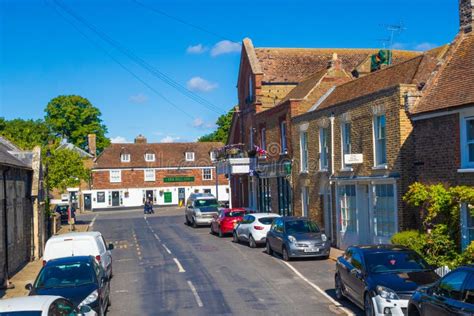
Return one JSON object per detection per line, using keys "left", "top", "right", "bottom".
{"left": 79, "top": 207, "right": 362, "bottom": 316}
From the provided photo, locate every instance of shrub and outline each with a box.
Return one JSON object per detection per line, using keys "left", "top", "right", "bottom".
{"left": 391, "top": 230, "right": 425, "bottom": 255}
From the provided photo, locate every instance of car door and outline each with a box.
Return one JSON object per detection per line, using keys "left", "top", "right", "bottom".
{"left": 245, "top": 215, "right": 256, "bottom": 240}
{"left": 273, "top": 219, "right": 285, "bottom": 253}
{"left": 95, "top": 260, "right": 109, "bottom": 310}
{"left": 236, "top": 215, "right": 247, "bottom": 240}
{"left": 337, "top": 247, "right": 354, "bottom": 295}
{"left": 423, "top": 270, "right": 470, "bottom": 316}
{"left": 347, "top": 249, "right": 366, "bottom": 306}
{"left": 100, "top": 236, "right": 112, "bottom": 276}
{"left": 267, "top": 218, "right": 280, "bottom": 249}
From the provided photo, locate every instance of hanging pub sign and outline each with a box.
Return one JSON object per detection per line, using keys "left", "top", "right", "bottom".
{"left": 163, "top": 176, "right": 195, "bottom": 183}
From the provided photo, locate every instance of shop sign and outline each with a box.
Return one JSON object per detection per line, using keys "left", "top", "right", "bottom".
{"left": 344, "top": 154, "right": 363, "bottom": 164}
{"left": 163, "top": 176, "right": 195, "bottom": 183}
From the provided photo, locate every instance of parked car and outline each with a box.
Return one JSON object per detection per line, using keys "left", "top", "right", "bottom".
{"left": 27, "top": 256, "right": 111, "bottom": 316}
{"left": 185, "top": 193, "right": 219, "bottom": 228}
{"left": 0, "top": 295, "right": 96, "bottom": 316}
{"left": 266, "top": 217, "right": 330, "bottom": 260}
{"left": 43, "top": 232, "right": 114, "bottom": 279}
{"left": 210, "top": 208, "right": 246, "bottom": 237}
{"left": 335, "top": 245, "right": 439, "bottom": 316}
{"left": 408, "top": 265, "right": 474, "bottom": 316}
{"left": 233, "top": 213, "right": 280, "bottom": 248}
{"left": 54, "top": 203, "right": 69, "bottom": 224}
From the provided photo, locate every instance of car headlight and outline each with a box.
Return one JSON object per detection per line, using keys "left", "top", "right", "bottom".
{"left": 288, "top": 235, "right": 296, "bottom": 243}
{"left": 78, "top": 289, "right": 99, "bottom": 307}
{"left": 321, "top": 234, "right": 327, "bottom": 242}
{"left": 376, "top": 286, "right": 399, "bottom": 300}
{"left": 195, "top": 210, "right": 202, "bottom": 217}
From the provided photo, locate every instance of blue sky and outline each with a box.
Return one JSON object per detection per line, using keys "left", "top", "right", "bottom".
{"left": 0, "top": 0, "right": 459, "bottom": 143}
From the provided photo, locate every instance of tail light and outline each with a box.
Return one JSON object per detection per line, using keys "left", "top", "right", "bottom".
{"left": 95, "top": 255, "right": 101, "bottom": 263}
{"left": 254, "top": 225, "right": 264, "bottom": 230}
{"left": 42, "top": 260, "right": 47, "bottom": 266}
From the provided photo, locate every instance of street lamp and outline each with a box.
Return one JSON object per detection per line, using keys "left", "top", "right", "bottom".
{"left": 45, "top": 149, "right": 51, "bottom": 237}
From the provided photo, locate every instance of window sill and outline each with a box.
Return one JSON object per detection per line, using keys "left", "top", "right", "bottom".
{"left": 318, "top": 169, "right": 329, "bottom": 173}
{"left": 458, "top": 168, "right": 474, "bottom": 173}
{"left": 300, "top": 170, "right": 309, "bottom": 175}
{"left": 339, "top": 167, "right": 353, "bottom": 172}
{"left": 372, "top": 164, "right": 388, "bottom": 170}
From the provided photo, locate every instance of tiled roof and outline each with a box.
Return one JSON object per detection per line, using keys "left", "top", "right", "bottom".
{"left": 412, "top": 33, "right": 474, "bottom": 114}
{"left": 94, "top": 142, "right": 223, "bottom": 169}
{"left": 278, "top": 69, "right": 328, "bottom": 103}
{"left": 0, "top": 146, "right": 30, "bottom": 169}
{"left": 254, "top": 47, "right": 421, "bottom": 83}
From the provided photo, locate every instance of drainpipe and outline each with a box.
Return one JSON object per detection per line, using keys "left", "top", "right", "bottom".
{"left": 2, "top": 167, "right": 13, "bottom": 290}
{"left": 329, "top": 113, "right": 336, "bottom": 244}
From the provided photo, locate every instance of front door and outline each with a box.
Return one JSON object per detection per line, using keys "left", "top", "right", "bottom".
{"left": 146, "top": 190, "right": 154, "bottom": 204}
{"left": 84, "top": 194, "right": 92, "bottom": 211}
{"left": 356, "top": 184, "right": 370, "bottom": 245}
{"left": 112, "top": 191, "right": 120, "bottom": 207}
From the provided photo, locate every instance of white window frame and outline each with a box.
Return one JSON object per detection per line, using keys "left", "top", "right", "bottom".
{"left": 261, "top": 128, "right": 266, "bottom": 151}
{"left": 120, "top": 153, "right": 130, "bottom": 162}
{"left": 109, "top": 170, "right": 122, "bottom": 183}
{"left": 461, "top": 116, "right": 474, "bottom": 169}
{"left": 185, "top": 152, "right": 195, "bottom": 161}
{"left": 210, "top": 151, "right": 216, "bottom": 161}
{"left": 280, "top": 121, "right": 287, "bottom": 154}
{"left": 319, "top": 127, "right": 329, "bottom": 171}
{"left": 144, "top": 169, "right": 155, "bottom": 182}
{"left": 202, "top": 168, "right": 213, "bottom": 181}
{"left": 300, "top": 131, "right": 308, "bottom": 172}
{"left": 373, "top": 115, "right": 387, "bottom": 167}
{"left": 144, "top": 153, "right": 155, "bottom": 162}
{"left": 341, "top": 122, "right": 352, "bottom": 169}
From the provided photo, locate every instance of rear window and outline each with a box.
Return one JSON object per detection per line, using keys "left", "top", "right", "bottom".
{"left": 258, "top": 217, "right": 277, "bottom": 225}
{"left": 45, "top": 238, "right": 99, "bottom": 260}
{"left": 55, "top": 205, "right": 68, "bottom": 212}
{"left": 194, "top": 199, "right": 218, "bottom": 208}
{"left": 225, "top": 211, "right": 245, "bottom": 217}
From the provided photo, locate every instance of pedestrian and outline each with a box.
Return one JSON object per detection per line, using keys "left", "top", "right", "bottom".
{"left": 144, "top": 200, "right": 150, "bottom": 214}
{"left": 149, "top": 200, "right": 154, "bottom": 214}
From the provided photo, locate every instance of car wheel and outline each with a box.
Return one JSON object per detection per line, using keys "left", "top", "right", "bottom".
{"left": 185, "top": 215, "right": 190, "bottom": 225}
{"left": 282, "top": 246, "right": 291, "bottom": 261}
{"left": 364, "top": 293, "right": 375, "bottom": 316}
{"left": 233, "top": 231, "right": 239, "bottom": 243}
{"left": 192, "top": 217, "right": 197, "bottom": 228}
{"left": 266, "top": 241, "right": 273, "bottom": 256}
{"left": 335, "top": 274, "right": 344, "bottom": 300}
{"left": 218, "top": 227, "right": 223, "bottom": 238}
{"left": 249, "top": 235, "right": 256, "bottom": 248}
{"left": 408, "top": 305, "right": 421, "bottom": 316}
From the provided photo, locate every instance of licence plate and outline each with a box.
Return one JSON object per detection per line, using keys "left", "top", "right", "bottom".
{"left": 304, "top": 248, "right": 319, "bottom": 253}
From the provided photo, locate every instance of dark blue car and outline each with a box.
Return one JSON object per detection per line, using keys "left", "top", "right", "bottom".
{"left": 408, "top": 265, "right": 474, "bottom": 316}
{"left": 335, "top": 245, "right": 439, "bottom": 316}
{"left": 27, "top": 256, "right": 111, "bottom": 315}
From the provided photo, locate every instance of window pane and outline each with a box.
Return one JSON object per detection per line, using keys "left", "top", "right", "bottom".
{"left": 467, "top": 119, "right": 474, "bottom": 141}
{"left": 339, "top": 185, "right": 357, "bottom": 233}
{"left": 469, "top": 144, "right": 474, "bottom": 162}
{"left": 373, "top": 184, "right": 395, "bottom": 237}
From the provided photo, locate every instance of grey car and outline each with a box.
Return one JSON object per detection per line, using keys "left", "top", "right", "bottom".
{"left": 266, "top": 217, "right": 330, "bottom": 261}
{"left": 185, "top": 193, "right": 219, "bottom": 228}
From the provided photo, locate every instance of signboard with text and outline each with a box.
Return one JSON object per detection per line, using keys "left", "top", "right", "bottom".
{"left": 344, "top": 154, "right": 363, "bottom": 164}
{"left": 163, "top": 176, "right": 195, "bottom": 183}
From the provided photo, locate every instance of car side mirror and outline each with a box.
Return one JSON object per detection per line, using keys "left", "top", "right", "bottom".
{"left": 108, "top": 243, "right": 114, "bottom": 251}
{"left": 25, "top": 283, "right": 33, "bottom": 291}
{"left": 350, "top": 268, "right": 362, "bottom": 278}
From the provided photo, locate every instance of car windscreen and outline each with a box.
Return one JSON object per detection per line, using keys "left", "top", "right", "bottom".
{"left": 35, "top": 262, "right": 96, "bottom": 289}
{"left": 225, "top": 211, "right": 245, "bottom": 217}
{"left": 258, "top": 217, "right": 277, "bottom": 225}
{"left": 194, "top": 199, "right": 218, "bottom": 209}
{"left": 55, "top": 205, "right": 68, "bottom": 213}
{"left": 285, "top": 220, "right": 320, "bottom": 234}
{"left": 364, "top": 251, "right": 431, "bottom": 274}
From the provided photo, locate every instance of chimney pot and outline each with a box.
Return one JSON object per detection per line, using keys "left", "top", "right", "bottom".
{"left": 460, "top": 0, "right": 474, "bottom": 33}
{"left": 87, "top": 134, "right": 96, "bottom": 157}
{"left": 134, "top": 134, "right": 147, "bottom": 144}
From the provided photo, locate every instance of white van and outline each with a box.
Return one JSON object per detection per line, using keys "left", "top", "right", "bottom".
{"left": 43, "top": 232, "right": 114, "bottom": 278}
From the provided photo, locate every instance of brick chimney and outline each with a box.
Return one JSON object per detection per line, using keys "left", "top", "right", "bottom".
{"left": 460, "top": 0, "right": 474, "bottom": 33}
{"left": 87, "top": 134, "right": 96, "bottom": 157}
{"left": 134, "top": 134, "right": 147, "bottom": 144}
{"left": 328, "top": 53, "right": 342, "bottom": 70}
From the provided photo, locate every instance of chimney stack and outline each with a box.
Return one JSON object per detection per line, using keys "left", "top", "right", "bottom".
{"left": 134, "top": 134, "right": 147, "bottom": 144}
{"left": 328, "top": 53, "right": 342, "bottom": 70}
{"left": 460, "top": 0, "right": 474, "bottom": 33}
{"left": 87, "top": 134, "right": 96, "bottom": 157}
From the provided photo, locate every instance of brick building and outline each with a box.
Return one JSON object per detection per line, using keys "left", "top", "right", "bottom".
{"left": 91, "top": 136, "right": 228, "bottom": 210}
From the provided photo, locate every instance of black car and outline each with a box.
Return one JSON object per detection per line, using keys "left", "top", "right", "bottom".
{"left": 27, "top": 256, "right": 111, "bottom": 315}
{"left": 335, "top": 245, "right": 439, "bottom": 316}
{"left": 54, "top": 204, "right": 69, "bottom": 223}
{"left": 408, "top": 265, "right": 474, "bottom": 315}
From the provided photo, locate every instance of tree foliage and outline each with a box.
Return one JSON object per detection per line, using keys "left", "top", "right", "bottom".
{"left": 46, "top": 148, "right": 90, "bottom": 191}
{"left": 198, "top": 108, "right": 234, "bottom": 143}
{"left": 45, "top": 95, "right": 110, "bottom": 152}
{"left": 0, "top": 117, "right": 50, "bottom": 150}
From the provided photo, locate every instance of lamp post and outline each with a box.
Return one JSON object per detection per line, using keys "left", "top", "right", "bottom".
{"left": 45, "top": 149, "right": 51, "bottom": 237}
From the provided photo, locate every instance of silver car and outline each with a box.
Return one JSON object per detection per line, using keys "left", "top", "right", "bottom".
{"left": 185, "top": 193, "right": 219, "bottom": 228}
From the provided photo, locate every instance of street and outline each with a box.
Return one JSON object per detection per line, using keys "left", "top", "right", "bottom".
{"left": 80, "top": 207, "right": 361, "bottom": 316}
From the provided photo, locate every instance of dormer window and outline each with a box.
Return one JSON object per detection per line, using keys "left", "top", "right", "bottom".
{"left": 185, "top": 152, "right": 195, "bottom": 161}
{"left": 121, "top": 153, "right": 130, "bottom": 162}
{"left": 210, "top": 151, "right": 216, "bottom": 161}
{"left": 145, "top": 153, "right": 155, "bottom": 162}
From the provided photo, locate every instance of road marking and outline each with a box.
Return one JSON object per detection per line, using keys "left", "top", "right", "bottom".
{"left": 89, "top": 215, "right": 97, "bottom": 228}
{"left": 162, "top": 244, "right": 172, "bottom": 254}
{"left": 187, "top": 281, "right": 203, "bottom": 307}
{"left": 153, "top": 233, "right": 160, "bottom": 241}
{"left": 281, "top": 261, "right": 354, "bottom": 316}
{"left": 115, "top": 258, "right": 134, "bottom": 263}
{"left": 173, "top": 258, "right": 185, "bottom": 272}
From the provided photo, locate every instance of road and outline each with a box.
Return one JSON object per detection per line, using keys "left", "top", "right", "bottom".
{"left": 79, "top": 207, "right": 362, "bottom": 316}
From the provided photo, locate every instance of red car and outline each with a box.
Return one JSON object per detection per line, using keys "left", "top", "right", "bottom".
{"left": 211, "top": 208, "right": 247, "bottom": 237}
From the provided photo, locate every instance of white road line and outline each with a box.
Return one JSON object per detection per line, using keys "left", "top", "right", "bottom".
{"left": 281, "top": 261, "right": 354, "bottom": 316}
{"left": 153, "top": 233, "right": 160, "bottom": 241}
{"left": 115, "top": 290, "right": 129, "bottom": 293}
{"left": 187, "top": 281, "right": 203, "bottom": 307}
{"left": 89, "top": 215, "right": 97, "bottom": 228}
{"left": 173, "top": 258, "right": 186, "bottom": 272}
{"left": 162, "top": 244, "right": 172, "bottom": 254}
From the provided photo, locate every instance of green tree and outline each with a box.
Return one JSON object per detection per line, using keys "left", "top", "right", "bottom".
{"left": 198, "top": 108, "right": 234, "bottom": 143}
{"left": 0, "top": 117, "right": 51, "bottom": 149}
{"left": 46, "top": 148, "right": 90, "bottom": 191}
{"left": 45, "top": 95, "right": 110, "bottom": 152}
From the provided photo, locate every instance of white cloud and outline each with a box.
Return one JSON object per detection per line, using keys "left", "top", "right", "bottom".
{"left": 110, "top": 136, "right": 130, "bottom": 143}
{"left": 187, "top": 44, "right": 207, "bottom": 54}
{"left": 186, "top": 76, "right": 218, "bottom": 92}
{"left": 160, "top": 136, "right": 181, "bottom": 143}
{"left": 192, "top": 117, "right": 204, "bottom": 127}
{"left": 210, "top": 40, "right": 241, "bottom": 57}
{"left": 129, "top": 93, "right": 149, "bottom": 104}
{"left": 414, "top": 42, "right": 437, "bottom": 51}
{"left": 391, "top": 42, "right": 406, "bottom": 50}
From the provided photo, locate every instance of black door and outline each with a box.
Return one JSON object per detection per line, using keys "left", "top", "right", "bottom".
{"left": 112, "top": 191, "right": 120, "bottom": 207}
{"left": 146, "top": 190, "right": 154, "bottom": 204}
{"left": 84, "top": 194, "right": 92, "bottom": 211}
